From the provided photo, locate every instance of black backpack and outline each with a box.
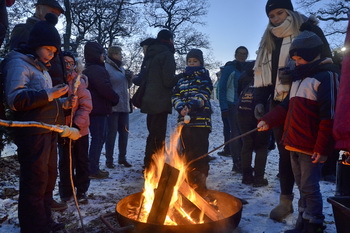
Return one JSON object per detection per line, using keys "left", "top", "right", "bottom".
{"left": 237, "top": 81, "right": 255, "bottom": 115}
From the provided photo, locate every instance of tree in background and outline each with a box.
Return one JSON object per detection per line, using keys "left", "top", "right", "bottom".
{"left": 296, "top": 0, "right": 349, "bottom": 48}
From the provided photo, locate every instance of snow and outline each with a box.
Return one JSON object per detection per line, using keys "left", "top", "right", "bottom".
{"left": 0, "top": 100, "right": 337, "bottom": 232}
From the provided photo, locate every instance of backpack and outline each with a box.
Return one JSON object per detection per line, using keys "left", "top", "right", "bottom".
{"left": 237, "top": 81, "right": 255, "bottom": 115}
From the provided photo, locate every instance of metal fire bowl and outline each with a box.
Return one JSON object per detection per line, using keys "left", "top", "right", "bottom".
{"left": 116, "top": 190, "right": 242, "bottom": 233}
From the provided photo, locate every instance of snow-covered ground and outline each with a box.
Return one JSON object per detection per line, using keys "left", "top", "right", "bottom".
{"left": 0, "top": 100, "right": 337, "bottom": 232}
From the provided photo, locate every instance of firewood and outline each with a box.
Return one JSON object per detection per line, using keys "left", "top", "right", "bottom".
{"left": 147, "top": 163, "right": 180, "bottom": 224}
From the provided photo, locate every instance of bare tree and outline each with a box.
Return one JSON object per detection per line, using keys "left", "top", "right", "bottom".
{"left": 296, "top": 0, "right": 349, "bottom": 47}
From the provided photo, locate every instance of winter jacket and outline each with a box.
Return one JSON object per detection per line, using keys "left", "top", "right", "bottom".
{"left": 261, "top": 59, "right": 339, "bottom": 156}
{"left": 83, "top": 42, "right": 119, "bottom": 116}
{"left": 333, "top": 20, "right": 350, "bottom": 151}
{"left": 218, "top": 60, "right": 246, "bottom": 111}
{"left": 65, "top": 73, "right": 92, "bottom": 136}
{"left": 140, "top": 41, "right": 177, "bottom": 114}
{"left": 172, "top": 66, "right": 213, "bottom": 130}
{"left": 105, "top": 57, "right": 132, "bottom": 113}
{"left": 1, "top": 50, "right": 65, "bottom": 135}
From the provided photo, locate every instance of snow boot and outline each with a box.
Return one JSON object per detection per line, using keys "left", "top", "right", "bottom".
{"left": 242, "top": 167, "right": 254, "bottom": 185}
{"left": 269, "top": 194, "right": 294, "bottom": 221}
{"left": 284, "top": 212, "right": 308, "bottom": 233}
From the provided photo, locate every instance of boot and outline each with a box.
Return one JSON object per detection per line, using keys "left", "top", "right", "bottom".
{"left": 242, "top": 167, "right": 254, "bottom": 185}
{"left": 305, "top": 222, "right": 325, "bottom": 233}
{"left": 270, "top": 194, "right": 294, "bottom": 221}
{"left": 284, "top": 212, "right": 308, "bottom": 233}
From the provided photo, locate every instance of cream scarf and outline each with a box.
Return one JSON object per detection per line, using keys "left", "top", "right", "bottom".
{"left": 254, "top": 16, "right": 298, "bottom": 101}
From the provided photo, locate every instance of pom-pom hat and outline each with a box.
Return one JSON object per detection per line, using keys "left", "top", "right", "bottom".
{"left": 27, "top": 13, "right": 61, "bottom": 51}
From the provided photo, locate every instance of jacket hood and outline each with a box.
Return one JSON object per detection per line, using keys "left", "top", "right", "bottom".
{"left": 84, "top": 41, "right": 105, "bottom": 65}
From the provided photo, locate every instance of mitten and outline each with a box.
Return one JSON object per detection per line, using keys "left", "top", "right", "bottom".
{"left": 254, "top": 104, "right": 265, "bottom": 120}
{"left": 60, "top": 126, "right": 81, "bottom": 140}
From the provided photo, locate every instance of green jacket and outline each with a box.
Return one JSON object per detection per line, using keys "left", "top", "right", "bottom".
{"left": 141, "top": 42, "right": 177, "bottom": 114}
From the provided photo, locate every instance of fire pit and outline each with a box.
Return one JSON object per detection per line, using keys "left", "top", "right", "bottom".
{"left": 116, "top": 190, "right": 242, "bottom": 233}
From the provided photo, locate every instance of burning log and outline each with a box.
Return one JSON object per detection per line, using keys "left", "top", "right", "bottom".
{"left": 178, "top": 181, "right": 224, "bottom": 221}
{"left": 147, "top": 163, "right": 180, "bottom": 225}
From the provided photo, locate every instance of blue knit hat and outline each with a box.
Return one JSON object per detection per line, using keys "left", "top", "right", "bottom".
{"left": 289, "top": 31, "right": 323, "bottom": 62}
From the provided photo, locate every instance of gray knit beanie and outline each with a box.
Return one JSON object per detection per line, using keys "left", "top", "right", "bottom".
{"left": 289, "top": 31, "right": 323, "bottom": 62}
{"left": 186, "top": 49, "right": 204, "bottom": 65}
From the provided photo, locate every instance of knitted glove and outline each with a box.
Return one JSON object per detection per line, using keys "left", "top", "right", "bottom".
{"left": 254, "top": 104, "right": 265, "bottom": 120}
{"left": 62, "top": 95, "right": 78, "bottom": 109}
{"left": 278, "top": 67, "right": 293, "bottom": 85}
{"left": 60, "top": 126, "right": 81, "bottom": 140}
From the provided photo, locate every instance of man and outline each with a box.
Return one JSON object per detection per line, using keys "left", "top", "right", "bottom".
{"left": 141, "top": 29, "right": 177, "bottom": 169}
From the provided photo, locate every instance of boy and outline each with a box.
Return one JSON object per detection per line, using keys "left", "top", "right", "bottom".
{"left": 258, "top": 31, "right": 339, "bottom": 233}
{"left": 1, "top": 13, "right": 78, "bottom": 232}
{"left": 172, "top": 49, "right": 213, "bottom": 195}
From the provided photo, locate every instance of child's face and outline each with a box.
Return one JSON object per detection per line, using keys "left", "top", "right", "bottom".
{"left": 64, "top": 56, "right": 75, "bottom": 72}
{"left": 36, "top": 46, "right": 57, "bottom": 64}
{"left": 187, "top": 57, "right": 201, "bottom": 67}
{"left": 292, "top": 56, "right": 309, "bottom": 66}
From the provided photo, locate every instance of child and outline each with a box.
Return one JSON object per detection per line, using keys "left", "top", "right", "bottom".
{"left": 172, "top": 49, "right": 213, "bottom": 195}
{"left": 1, "top": 13, "right": 79, "bottom": 232}
{"left": 258, "top": 30, "right": 339, "bottom": 233}
{"left": 58, "top": 51, "right": 92, "bottom": 204}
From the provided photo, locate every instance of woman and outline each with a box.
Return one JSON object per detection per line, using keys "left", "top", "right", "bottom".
{"left": 105, "top": 46, "right": 132, "bottom": 168}
{"left": 253, "top": 0, "right": 332, "bottom": 222}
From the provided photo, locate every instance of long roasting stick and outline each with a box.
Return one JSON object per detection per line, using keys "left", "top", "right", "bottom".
{"left": 0, "top": 119, "right": 65, "bottom": 133}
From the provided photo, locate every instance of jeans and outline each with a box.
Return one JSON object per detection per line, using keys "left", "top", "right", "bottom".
{"left": 105, "top": 112, "right": 129, "bottom": 164}
{"left": 290, "top": 151, "right": 324, "bottom": 224}
{"left": 228, "top": 103, "right": 242, "bottom": 164}
{"left": 89, "top": 115, "right": 108, "bottom": 175}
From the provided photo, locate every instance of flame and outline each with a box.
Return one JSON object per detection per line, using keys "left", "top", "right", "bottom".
{"left": 133, "top": 124, "right": 208, "bottom": 225}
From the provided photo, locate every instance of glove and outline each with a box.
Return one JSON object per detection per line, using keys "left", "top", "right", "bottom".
{"left": 278, "top": 67, "right": 293, "bottom": 85}
{"left": 60, "top": 126, "right": 81, "bottom": 140}
{"left": 62, "top": 95, "right": 78, "bottom": 109}
{"left": 254, "top": 104, "right": 265, "bottom": 120}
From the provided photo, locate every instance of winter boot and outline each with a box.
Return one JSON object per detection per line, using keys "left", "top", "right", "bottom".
{"left": 284, "top": 212, "right": 308, "bottom": 233}
{"left": 269, "top": 194, "right": 294, "bottom": 221}
{"left": 305, "top": 222, "right": 325, "bottom": 233}
{"left": 242, "top": 167, "right": 254, "bottom": 185}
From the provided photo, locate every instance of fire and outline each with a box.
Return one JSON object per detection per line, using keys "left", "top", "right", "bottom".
{"left": 131, "top": 125, "right": 211, "bottom": 225}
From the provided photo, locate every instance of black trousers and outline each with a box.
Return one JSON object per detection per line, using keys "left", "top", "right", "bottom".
{"left": 58, "top": 135, "right": 90, "bottom": 199}
{"left": 16, "top": 132, "right": 58, "bottom": 233}
{"left": 144, "top": 113, "right": 168, "bottom": 168}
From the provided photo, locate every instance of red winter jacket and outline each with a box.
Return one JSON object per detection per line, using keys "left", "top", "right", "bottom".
{"left": 333, "top": 18, "right": 350, "bottom": 151}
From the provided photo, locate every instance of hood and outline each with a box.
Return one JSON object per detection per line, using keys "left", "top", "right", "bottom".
{"left": 84, "top": 41, "right": 105, "bottom": 65}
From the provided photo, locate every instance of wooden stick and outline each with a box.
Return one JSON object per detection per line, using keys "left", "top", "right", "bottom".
{"left": 178, "top": 181, "right": 223, "bottom": 221}
{"left": 0, "top": 119, "right": 64, "bottom": 133}
{"left": 147, "top": 163, "right": 180, "bottom": 225}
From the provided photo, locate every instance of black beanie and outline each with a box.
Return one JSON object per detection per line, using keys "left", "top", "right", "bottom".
{"left": 156, "top": 29, "right": 174, "bottom": 41}
{"left": 27, "top": 13, "right": 61, "bottom": 51}
{"left": 265, "top": 0, "right": 294, "bottom": 15}
{"left": 186, "top": 49, "right": 204, "bottom": 65}
{"left": 289, "top": 31, "right": 323, "bottom": 62}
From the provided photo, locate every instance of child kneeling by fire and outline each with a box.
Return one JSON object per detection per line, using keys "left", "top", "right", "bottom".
{"left": 257, "top": 30, "right": 339, "bottom": 233}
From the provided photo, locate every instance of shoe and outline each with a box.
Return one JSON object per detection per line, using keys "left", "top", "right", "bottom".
{"left": 49, "top": 219, "right": 65, "bottom": 232}
{"left": 242, "top": 175, "right": 254, "bottom": 185}
{"left": 61, "top": 195, "right": 72, "bottom": 202}
{"left": 77, "top": 192, "right": 88, "bottom": 204}
{"left": 89, "top": 170, "right": 109, "bottom": 179}
{"left": 253, "top": 177, "right": 268, "bottom": 187}
{"left": 51, "top": 199, "right": 68, "bottom": 211}
{"left": 207, "top": 155, "right": 216, "bottom": 161}
{"left": 119, "top": 160, "right": 132, "bottom": 167}
{"left": 106, "top": 162, "right": 116, "bottom": 169}
{"left": 217, "top": 150, "right": 231, "bottom": 157}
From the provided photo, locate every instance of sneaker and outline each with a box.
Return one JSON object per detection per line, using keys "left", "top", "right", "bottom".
{"left": 89, "top": 170, "right": 109, "bottom": 179}
{"left": 217, "top": 150, "right": 231, "bottom": 157}
{"left": 77, "top": 192, "right": 88, "bottom": 204}
{"left": 106, "top": 162, "right": 116, "bottom": 169}
{"left": 51, "top": 199, "right": 68, "bottom": 211}
{"left": 118, "top": 160, "right": 132, "bottom": 167}
{"left": 253, "top": 177, "right": 268, "bottom": 187}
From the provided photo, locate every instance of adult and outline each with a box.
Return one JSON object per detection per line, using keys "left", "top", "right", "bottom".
{"left": 105, "top": 46, "right": 132, "bottom": 168}
{"left": 0, "top": 0, "right": 15, "bottom": 47}
{"left": 253, "top": 0, "right": 332, "bottom": 222}
{"left": 1, "top": 13, "right": 79, "bottom": 232}
{"left": 140, "top": 29, "right": 177, "bottom": 169}
{"left": 84, "top": 41, "right": 119, "bottom": 179}
{"left": 218, "top": 46, "right": 249, "bottom": 172}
